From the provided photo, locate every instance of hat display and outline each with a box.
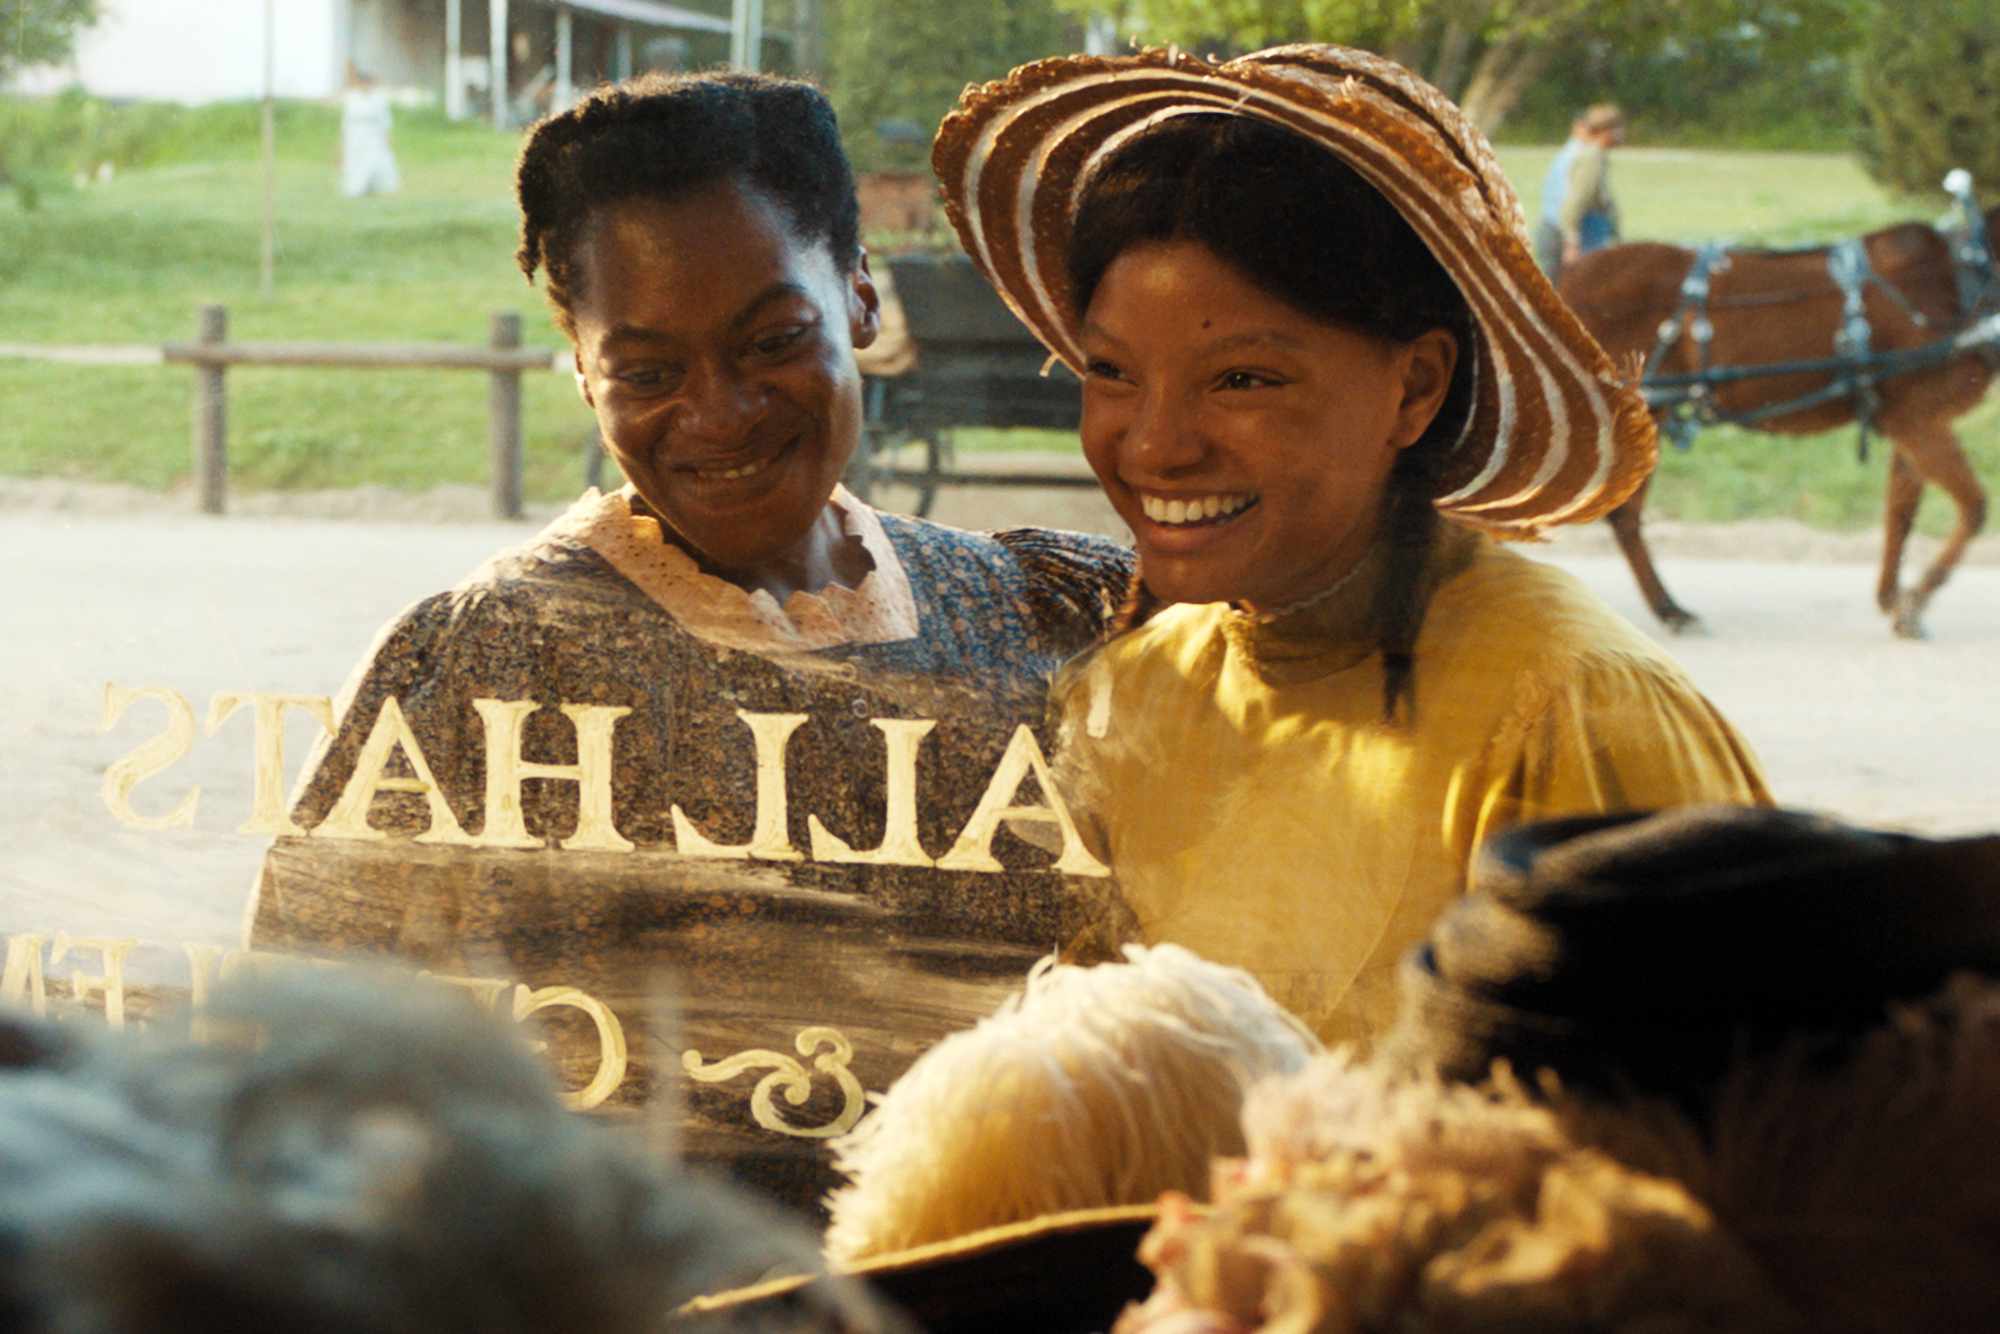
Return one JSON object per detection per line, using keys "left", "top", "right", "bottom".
{"left": 932, "top": 44, "right": 1657, "bottom": 535}
{"left": 1385, "top": 805, "right": 2000, "bottom": 1100}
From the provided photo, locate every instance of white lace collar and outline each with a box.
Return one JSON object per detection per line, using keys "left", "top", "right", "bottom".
{"left": 541, "top": 485, "right": 920, "bottom": 654}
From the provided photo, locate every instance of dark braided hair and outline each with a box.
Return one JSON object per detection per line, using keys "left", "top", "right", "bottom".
{"left": 1068, "top": 114, "right": 1476, "bottom": 723}
{"left": 515, "top": 70, "right": 861, "bottom": 339}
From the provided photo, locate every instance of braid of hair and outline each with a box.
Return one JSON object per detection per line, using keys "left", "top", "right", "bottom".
{"left": 1370, "top": 449, "right": 1445, "bottom": 726}
{"left": 1107, "top": 566, "right": 1163, "bottom": 636}
{"left": 1369, "top": 311, "right": 1476, "bottom": 727}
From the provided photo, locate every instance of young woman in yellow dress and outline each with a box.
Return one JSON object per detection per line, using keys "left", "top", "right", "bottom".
{"left": 933, "top": 45, "right": 1771, "bottom": 1046}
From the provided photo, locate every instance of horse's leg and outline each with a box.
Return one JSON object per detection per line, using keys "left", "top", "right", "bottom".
{"left": 1889, "top": 423, "right": 1987, "bottom": 639}
{"left": 1605, "top": 472, "right": 1701, "bottom": 632}
{"left": 1877, "top": 449, "right": 1922, "bottom": 615}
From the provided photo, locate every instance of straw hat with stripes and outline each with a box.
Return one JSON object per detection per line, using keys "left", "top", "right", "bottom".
{"left": 932, "top": 44, "right": 1657, "bottom": 534}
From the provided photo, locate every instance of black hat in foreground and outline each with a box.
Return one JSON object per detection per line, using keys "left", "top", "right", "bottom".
{"left": 1386, "top": 804, "right": 2000, "bottom": 1100}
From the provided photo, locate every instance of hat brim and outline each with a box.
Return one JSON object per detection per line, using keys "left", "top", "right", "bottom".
{"left": 932, "top": 44, "right": 1657, "bottom": 535}
{"left": 675, "top": 1203, "right": 1162, "bottom": 1331}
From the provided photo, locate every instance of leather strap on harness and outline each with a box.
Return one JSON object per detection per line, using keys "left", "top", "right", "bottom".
{"left": 1637, "top": 178, "right": 1994, "bottom": 460}
{"left": 1645, "top": 242, "right": 1731, "bottom": 452}
{"left": 1944, "top": 169, "right": 1997, "bottom": 320}
{"left": 1827, "top": 239, "right": 1883, "bottom": 463}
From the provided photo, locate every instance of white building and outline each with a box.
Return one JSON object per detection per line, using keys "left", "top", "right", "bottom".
{"left": 10, "top": 0, "right": 746, "bottom": 125}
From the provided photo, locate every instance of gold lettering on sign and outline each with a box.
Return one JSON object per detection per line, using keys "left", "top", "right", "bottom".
{"left": 470, "top": 699, "right": 635, "bottom": 852}
{"left": 682, "top": 1026, "right": 867, "bottom": 1139}
{"left": 1, "top": 934, "right": 48, "bottom": 1017}
{"left": 314, "top": 697, "right": 475, "bottom": 845}
{"left": 671, "top": 710, "right": 808, "bottom": 861}
{"left": 99, "top": 684, "right": 200, "bottom": 830}
{"left": 205, "top": 692, "right": 335, "bottom": 835}
{"left": 511, "top": 984, "right": 630, "bottom": 1112}
{"left": 809, "top": 717, "right": 938, "bottom": 866}
{"left": 51, "top": 934, "right": 134, "bottom": 1029}
{"left": 938, "top": 724, "right": 1110, "bottom": 877}
{"left": 183, "top": 943, "right": 228, "bottom": 1043}
{"left": 0, "top": 934, "right": 634, "bottom": 1106}
{"left": 96, "top": 685, "right": 1103, "bottom": 877}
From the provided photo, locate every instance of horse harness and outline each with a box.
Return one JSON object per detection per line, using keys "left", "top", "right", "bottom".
{"left": 1639, "top": 173, "right": 2000, "bottom": 462}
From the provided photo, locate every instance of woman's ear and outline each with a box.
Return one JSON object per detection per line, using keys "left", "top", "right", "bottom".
{"left": 573, "top": 349, "right": 595, "bottom": 410}
{"left": 849, "top": 248, "right": 883, "bottom": 352}
{"left": 1391, "top": 328, "right": 1459, "bottom": 450}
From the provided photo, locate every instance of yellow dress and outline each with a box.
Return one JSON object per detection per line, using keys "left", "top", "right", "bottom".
{"left": 1053, "top": 526, "right": 1770, "bottom": 1047}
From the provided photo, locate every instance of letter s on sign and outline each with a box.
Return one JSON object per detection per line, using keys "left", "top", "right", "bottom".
{"left": 99, "top": 684, "right": 200, "bottom": 830}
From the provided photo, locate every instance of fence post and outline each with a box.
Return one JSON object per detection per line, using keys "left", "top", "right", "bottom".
{"left": 489, "top": 311, "right": 523, "bottom": 519}
{"left": 193, "top": 304, "right": 228, "bottom": 514}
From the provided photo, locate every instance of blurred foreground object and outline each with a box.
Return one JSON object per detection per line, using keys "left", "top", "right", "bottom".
{"left": 823, "top": 944, "right": 1317, "bottom": 1262}
{"left": 1389, "top": 804, "right": 2000, "bottom": 1097}
{"left": 1120, "top": 806, "right": 2000, "bottom": 1332}
{"left": 0, "top": 972, "right": 889, "bottom": 1333}
{"left": 682, "top": 1205, "right": 1158, "bottom": 1334}
{"left": 1118, "top": 1054, "right": 1800, "bottom": 1332}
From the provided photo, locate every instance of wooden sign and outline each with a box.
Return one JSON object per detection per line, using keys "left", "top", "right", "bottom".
{"left": 204, "top": 529, "right": 1135, "bottom": 1217}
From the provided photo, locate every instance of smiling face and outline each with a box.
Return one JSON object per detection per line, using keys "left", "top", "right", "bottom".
{"left": 567, "top": 180, "right": 878, "bottom": 580}
{"left": 1079, "top": 240, "right": 1458, "bottom": 611}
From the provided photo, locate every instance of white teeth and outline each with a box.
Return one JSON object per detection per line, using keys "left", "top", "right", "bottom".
{"left": 702, "top": 455, "right": 772, "bottom": 481}
{"left": 1140, "top": 493, "right": 1253, "bottom": 525}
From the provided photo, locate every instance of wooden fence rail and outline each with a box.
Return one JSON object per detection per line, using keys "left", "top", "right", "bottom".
{"left": 2, "top": 304, "right": 565, "bottom": 519}
{"left": 5, "top": 303, "right": 1107, "bottom": 521}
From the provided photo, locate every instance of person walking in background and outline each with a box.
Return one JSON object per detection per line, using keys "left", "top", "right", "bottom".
{"left": 340, "top": 64, "right": 400, "bottom": 198}
{"left": 1535, "top": 103, "right": 1624, "bottom": 278}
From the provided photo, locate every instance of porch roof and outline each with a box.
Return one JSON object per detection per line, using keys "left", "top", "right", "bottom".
{"left": 547, "top": 0, "right": 733, "bottom": 35}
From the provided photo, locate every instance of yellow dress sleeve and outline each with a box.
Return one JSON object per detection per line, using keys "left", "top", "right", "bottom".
{"left": 1466, "top": 646, "right": 1772, "bottom": 864}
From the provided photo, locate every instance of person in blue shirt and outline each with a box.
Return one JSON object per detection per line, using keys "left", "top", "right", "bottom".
{"left": 1534, "top": 103, "right": 1624, "bottom": 278}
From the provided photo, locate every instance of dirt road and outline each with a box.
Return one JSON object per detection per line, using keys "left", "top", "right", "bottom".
{"left": 6, "top": 488, "right": 1996, "bottom": 953}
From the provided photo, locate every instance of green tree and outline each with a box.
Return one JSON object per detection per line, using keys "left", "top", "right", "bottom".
{"left": 2, "top": 0, "right": 98, "bottom": 81}
{"left": 1062, "top": 0, "right": 1857, "bottom": 135}
{"left": 1509, "top": 3, "right": 1865, "bottom": 148}
{"left": 1052, "top": 0, "right": 1588, "bottom": 128}
{"left": 1855, "top": 0, "right": 2000, "bottom": 197}
{"left": 2, "top": 0, "right": 101, "bottom": 207}
{"left": 827, "top": 0, "right": 1075, "bottom": 172}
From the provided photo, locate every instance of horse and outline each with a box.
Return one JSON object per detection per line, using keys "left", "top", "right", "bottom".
{"left": 1556, "top": 206, "right": 2000, "bottom": 639}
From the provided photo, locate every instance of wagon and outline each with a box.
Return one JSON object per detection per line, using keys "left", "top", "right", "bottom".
{"left": 844, "top": 252, "right": 1099, "bottom": 515}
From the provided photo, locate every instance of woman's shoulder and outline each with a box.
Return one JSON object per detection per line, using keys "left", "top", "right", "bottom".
{"left": 874, "top": 510, "right": 1128, "bottom": 572}
{"left": 1427, "top": 535, "right": 1668, "bottom": 669}
{"left": 335, "top": 531, "right": 668, "bottom": 695}
{"left": 877, "top": 512, "right": 1136, "bottom": 649}
{"left": 1428, "top": 536, "right": 1758, "bottom": 745}
{"left": 1053, "top": 601, "right": 1229, "bottom": 718}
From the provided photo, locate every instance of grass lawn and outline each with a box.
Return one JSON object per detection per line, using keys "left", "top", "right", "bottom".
{"left": 1, "top": 103, "right": 1993, "bottom": 531}
{"left": 0, "top": 107, "right": 595, "bottom": 500}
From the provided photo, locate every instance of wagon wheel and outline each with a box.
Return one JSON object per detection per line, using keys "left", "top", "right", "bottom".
{"left": 849, "top": 424, "right": 948, "bottom": 517}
